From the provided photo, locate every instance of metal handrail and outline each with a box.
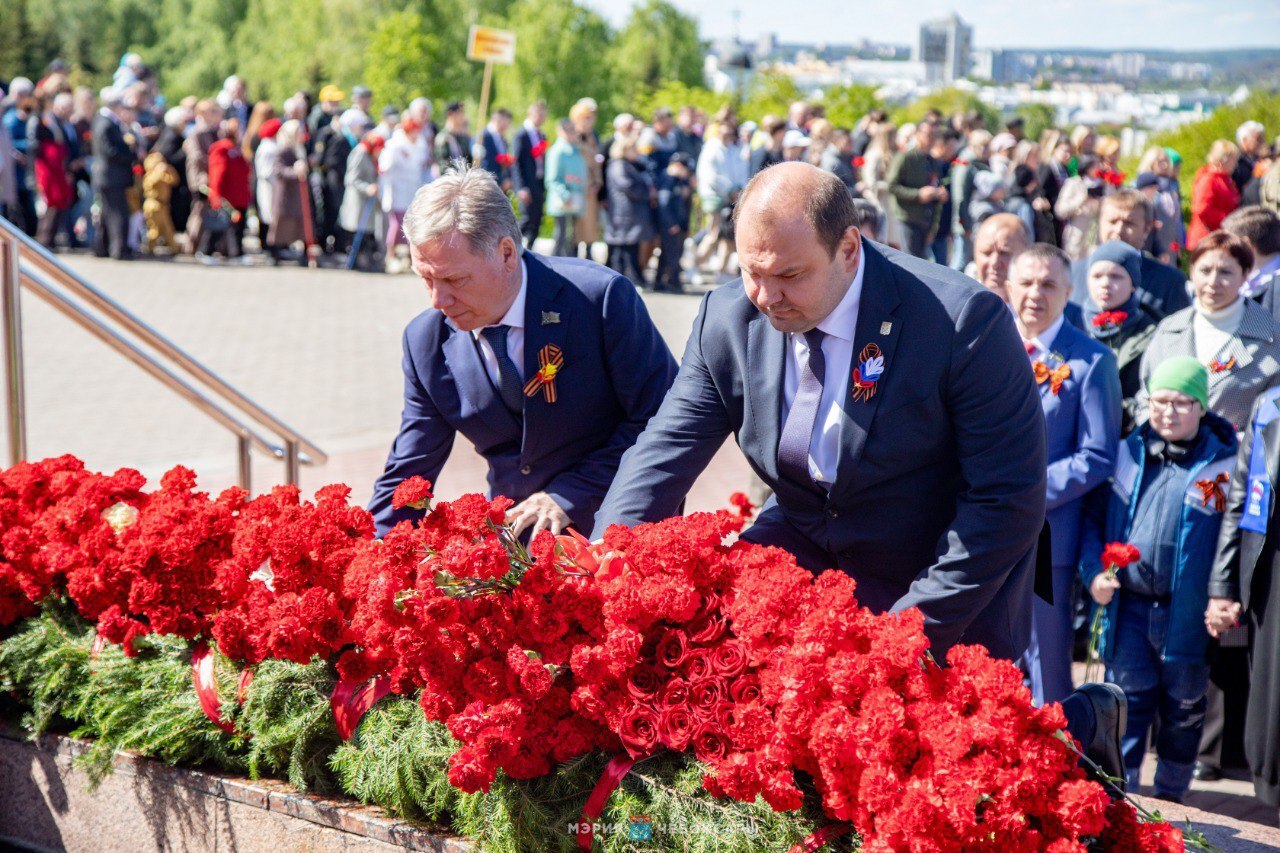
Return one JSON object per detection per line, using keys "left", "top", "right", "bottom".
{"left": 0, "top": 215, "right": 326, "bottom": 489}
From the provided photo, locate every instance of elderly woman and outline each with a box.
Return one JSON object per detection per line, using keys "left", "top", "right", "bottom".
{"left": 693, "top": 118, "right": 748, "bottom": 276}
{"left": 267, "top": 119, "right": 309, "bottom": 265}
{"left": 1139, "top": 230, "right": 1280, "bottom": 433}
{"left": 1189, "top": 140, "right": 1241, "bottom": 251}
{"left": 603, "top": 132, "right": 654, "bottom": 287}
{"left": 339, "top": 130, "right": 386, "bottom": 272}
{"left": 1083, "top": 242, "right": 1158, "bottom": 435}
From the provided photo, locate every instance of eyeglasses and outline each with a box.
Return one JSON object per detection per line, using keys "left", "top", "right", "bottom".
{"left": 1149, "top": 398, "right": 1198, "bottom": 415}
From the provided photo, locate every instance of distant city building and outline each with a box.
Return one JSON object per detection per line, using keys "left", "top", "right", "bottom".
{"left": 916, "top": 13, "right": 972, "bottom": 85}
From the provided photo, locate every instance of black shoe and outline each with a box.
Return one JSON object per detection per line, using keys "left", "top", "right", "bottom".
{"left": 1193, "top": 761, "right": 1221, "bottom": 782}
{"left": 1077, "top": 683, "right": 1127, "bottom": 797}
{"left": 1153, "top": 791, "right": 1184, "bottom": 805}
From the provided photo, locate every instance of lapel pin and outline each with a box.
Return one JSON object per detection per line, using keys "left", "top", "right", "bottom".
{"left": 541, "top": 311, "right": 561, "bottom": 325}
{"left": 880, "top": 321, "right": 893, "bottom": 335}
{"left": 851, "top": 343, "right": 885, "bottom": 402}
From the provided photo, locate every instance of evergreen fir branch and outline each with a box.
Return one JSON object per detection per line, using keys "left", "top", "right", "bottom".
{"left": 237, "top": 658, "right": 340, "bottom": 792}
{"left": 0, "top": 603, "right": 94, "bottom": 735}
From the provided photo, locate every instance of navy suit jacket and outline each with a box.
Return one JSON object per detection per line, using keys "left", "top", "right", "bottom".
{"left": 1038, "top": 321, "right": 1122, "bottom": 570}
{"left": 593, "top": 241, "right": 1048, "bottom": 660}
{"left": 1070, "top": 253, "right": 1189, "bottom": 321}
{"left": 369, "top": 252, "right": 678, "bottom": 536}
{"left": 481, "top": 128, "right": 510, "bottom": 184}
{"left": 511, "top": 126, "right": 545, "bottom": 198}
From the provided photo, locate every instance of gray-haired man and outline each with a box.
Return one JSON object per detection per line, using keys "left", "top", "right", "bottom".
{"left": 368, "top": 164, "right": 678, "bottom": 538}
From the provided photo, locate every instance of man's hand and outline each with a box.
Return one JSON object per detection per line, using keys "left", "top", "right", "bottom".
{"left": 1090, "top": 572, "right": 1121, "bottom": 605}
{"left": 506, "top": 491, "right": 571, "bottom": 538}
{"left": 919, "top": 185, "right": 941, "bottom": 202}
{"left": 1205, "top": 597, "right": 1242, "bottom": 638}
{"left": 518, "top": 188, "right": 532, "bottom": 206}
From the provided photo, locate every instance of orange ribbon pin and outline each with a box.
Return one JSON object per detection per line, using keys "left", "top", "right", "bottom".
{"left": 1197, "top": 472, "right": 1230, "bottom": 512}
{"left": 524, "top": 344, "right": 564, "bottom": 403}
{"left": 1033, "top": 361, "right": 1071, "bottom": 395}
{"left": 1209, "top": 356, "right": 1236, "bottom": 374}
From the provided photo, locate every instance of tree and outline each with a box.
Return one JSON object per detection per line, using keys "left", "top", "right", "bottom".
{"left": 496, "top": 0, "right": 615, "bottom": 119}
{"left": 1010, "top": 103, "right": 1056, "bottom": 145}
{"left": 816, "top": 83, "right": 882, "bottom": 129}
{"left": 630, "top": 81, "right": 727, "bottom": 125}
{"left": 610, "top": 0, "right": 703, "bottom": 110}
{"left": 362, "top": 10, "right": 444, "bottom": 110}
{"left": 741, "top": 71, "right": 804, "bottom": 123}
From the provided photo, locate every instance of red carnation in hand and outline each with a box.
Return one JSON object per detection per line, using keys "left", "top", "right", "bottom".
{"left": 1101, "top": 542, "right": 1140, "bottom": 570}
{"left": 391, "top": 476, "right": 433, "bottom": 511}
{"left": 1091, "top": 310, "right": 1128, "bottom": 330}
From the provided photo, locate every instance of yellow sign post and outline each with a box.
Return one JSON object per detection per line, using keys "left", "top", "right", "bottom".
{"left": 467, "top": 25, "right": 517, "bottom": 159}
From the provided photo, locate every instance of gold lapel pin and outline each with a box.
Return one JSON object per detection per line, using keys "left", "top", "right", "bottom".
{"left": 880, "top": 322, "right": 893, "bottom": 335}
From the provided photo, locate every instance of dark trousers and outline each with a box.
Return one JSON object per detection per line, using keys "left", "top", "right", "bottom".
{"left": 13, "top": 186, "right": 38, "bottom": 237}
{"left": 657, "top": 229, "right": 686, "bottom": 289}
{"left": 198, "top": 208, "right": 246, "bottom": 258}
{"left": 900, "top": 220, "right": 932, "bottom": 259}
{"left": 1198, "top": 641, "right": 1250, "bottom": 771}
{"left": 36, "top": 205, "right": 67, "bottom": 249}
{"left": 518, "top": 190, "right": 545, "bottom": 248}
{"left": 606, "top": 243, "right": 643, "bottom": 287}
{"left": 552, "top": 215, "right": 576, "bottom": 257}
{"left": 94, "top": 185, "right": 132, "bottom": 259}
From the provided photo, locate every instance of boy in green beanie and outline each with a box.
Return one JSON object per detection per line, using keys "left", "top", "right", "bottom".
{"left": 1080, "top": 355, "right": 1236, "bottom": 801}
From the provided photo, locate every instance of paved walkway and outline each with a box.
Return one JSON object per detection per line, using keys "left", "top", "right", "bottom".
{"left": 12, "top": 250, "right": 1280, "bottom": 847}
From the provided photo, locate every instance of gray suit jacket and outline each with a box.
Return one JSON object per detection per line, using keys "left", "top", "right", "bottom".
{"left": 593, "top": 241, "right": 1047, "bottom": 660}
{"left": 1137, "top": 301, "right": 1280, "bottom": 433}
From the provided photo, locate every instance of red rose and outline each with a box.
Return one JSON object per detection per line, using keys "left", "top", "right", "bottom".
{"left": 711, "top": 640, "right": 748, "bottom": 678}
{"left": 618, "top": 705, "right": 660, "bottom": 758}
{"left": 688, "top": 609, "right": 727, "bottom": 645}
{"left": 657, "top": 629, "right": 689, "bottom": 669}
{"left": 689, "top": 677, "right": 726, "bottom": 717}
{"left": 658, "top": 678, "right": 689, "bottom": 710}
{"left": 683, "top": 648, "right": 713, "bottom": 680}
{"left": 728, "top": 676, "right": 762, "bottom": 705}
{"left": 691, "top": 721, "right": 729, "bottom": 762}
{"left": 627, "top": 666, "right": 662, "bottom": 701}
{"left": 658, "top": 706, "right": 695, "bottom": 751}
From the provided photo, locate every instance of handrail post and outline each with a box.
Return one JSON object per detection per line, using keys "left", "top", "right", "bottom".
{"left": 236, "top": 435, "right": 252, "bottom": 492}
{"left": 2, "top": 238, "right": 27, "bottom": 466}
{"left": 284, "top": 439, "right": 300, "bottom": 486}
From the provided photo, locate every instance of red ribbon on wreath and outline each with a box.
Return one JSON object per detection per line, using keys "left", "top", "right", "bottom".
{"left": 575, "top": 754, "right": 635, "bottom": 851}
{"left": 789, "top": 822, "right": 852, "bottom": 852}
{"left": 330, "top": 676, "right": 392, "bottom": 741}
{"left": 191, "top": 642, "right": 252, "bottom": 735}
{"left": 523, "top": 344, "right": 564, "bottom": 403}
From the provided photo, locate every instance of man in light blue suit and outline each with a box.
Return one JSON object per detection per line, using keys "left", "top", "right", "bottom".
{"left": 592, "top": 163, "right": 1128, "bottom": 786}
{"left": 368, "top": 164, "right": 677, "bottom": 537}
{"left": 1008, "top": 244, "right": 1123, "bottom": 705}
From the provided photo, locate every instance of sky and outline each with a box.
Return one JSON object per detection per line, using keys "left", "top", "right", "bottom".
{"left": 581, "top": 0, "right": 1280, "bottom": 51}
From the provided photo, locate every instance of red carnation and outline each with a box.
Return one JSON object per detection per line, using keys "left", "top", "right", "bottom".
{"left": 1101, "top": 542, "right": 1140, "bottom": 570}
{"left": 391, "top": 476, "right": 433, "bottom": 511}
{"left": 727, "top": 492, "right": 755, "bottom": 520}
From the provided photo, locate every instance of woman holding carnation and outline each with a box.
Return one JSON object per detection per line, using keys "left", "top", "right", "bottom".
{"left": 1081, "top": 356, "right": 1236, "bottom": 802}
{"left": 1138, "top": 231, "right": 1280, "bottom": 435}
{"left": 1083, "top": 241, "right": 1157, "bottom": 435}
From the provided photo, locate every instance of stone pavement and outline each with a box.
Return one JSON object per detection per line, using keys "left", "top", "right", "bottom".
{"left": 13, "top": 251, "right": 752, "bottom": 511}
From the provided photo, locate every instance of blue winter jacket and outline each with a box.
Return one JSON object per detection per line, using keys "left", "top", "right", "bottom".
{"left": 1078, "top": 412, "right": 1238, "bottom": 664}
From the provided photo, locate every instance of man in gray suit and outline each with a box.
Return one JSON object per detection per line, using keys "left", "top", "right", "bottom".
{"left": 593, "top": 162, "right": 1126, "bottom": 783}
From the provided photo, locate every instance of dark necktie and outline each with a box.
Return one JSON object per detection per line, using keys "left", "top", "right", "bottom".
{"left": 480, "top": 326, "right": 524, "bottom": 415}
{"left": 777, "top": 329, "right": 826, "bottom": 486}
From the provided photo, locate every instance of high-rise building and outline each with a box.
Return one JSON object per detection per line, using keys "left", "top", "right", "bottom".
{"left": 915, "top": 13, "right": 973, "bottom": 85}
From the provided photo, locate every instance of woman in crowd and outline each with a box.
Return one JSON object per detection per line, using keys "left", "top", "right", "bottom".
{"left": 1137, "top": 145, "right": 1185, "bottom": 263}
{"left": 545, "top": 119, "right": 587, "bottom": 258}
{"left": 1082, "top": 242, "right": 1158, "bottom": 434}
{"left": 184, "top": 99, "right": 223, "bottom": 256}
{"left": 1056, "top": 155, "right": 1107, "bottom": 261}
{"left": 252, "top": 118, "right": 282, "bottom": 253}
{"left": 339, "top": 130, "right": 385, "bottom": 272}
{"left": 860, "top": 123, "right": 901, "bottom": 248}
{"left": 243, "top": 101, "right": 276, "bottom": 246}
{"left": 693, "top": 118, "right": 747, "bottom": 276}
{"left": 604, "top": 131, "right": 654, "bottom": 287}
{"left": 1189, "top": 141, "right": 1242, "bottom": 251}
{"left": 154, "top": 105, "right": 191, "bottom": 247}
{"left": 1139, "top": 231, "right": 1280, "bottom": 433}
{"left": 29, "top": 93, "right": 76, "bottom": 249}
{"left": 266, "top": 119, "right": 309, "bottom": 266}
{"left": 379, "top": 117, "right": 425, "bottom": 273}
{"left": 570, "top": 98, "right": 603, "bottom": 260}
{"left": 203, "top": 118, "right": 252, "bottom": 261}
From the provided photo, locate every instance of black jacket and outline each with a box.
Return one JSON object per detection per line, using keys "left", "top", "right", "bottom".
{"left": 90, "top": 112, "right": 136, "bottom": 190}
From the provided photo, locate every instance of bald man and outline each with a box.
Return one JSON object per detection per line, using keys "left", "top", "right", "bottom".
{"left": 970, "top": 213, "right": 1085, "bottom": 328}
{"left": 593, "top": 163, "right": 1127, "bottom": 786}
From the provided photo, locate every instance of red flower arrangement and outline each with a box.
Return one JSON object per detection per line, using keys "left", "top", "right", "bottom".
{"left": 0, "top": 459, "right": 1183, "bottom": 850}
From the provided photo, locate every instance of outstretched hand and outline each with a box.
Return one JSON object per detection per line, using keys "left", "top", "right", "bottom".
{"left": 506, "top": 491, "right": 571, "bottom": 539}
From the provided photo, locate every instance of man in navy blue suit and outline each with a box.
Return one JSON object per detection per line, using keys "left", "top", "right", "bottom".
{"left": 368, "top": 164, "right": 678, "bottom": 538}
{"left": 592, "top": 163, "right": 1127, "bottom": 785}
{"left": 1008, "top": 243, "right": 1122, "bottom": 705}
{"left": 479, "top": 107, "right": 513, "bottom": 191}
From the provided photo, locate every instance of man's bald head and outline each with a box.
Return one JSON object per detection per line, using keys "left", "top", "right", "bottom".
{"left": 973, "top": 213, "right": 1031, "bottom": 300}
{"left": 735, "top": 162, "right": 858, "bottom": 259}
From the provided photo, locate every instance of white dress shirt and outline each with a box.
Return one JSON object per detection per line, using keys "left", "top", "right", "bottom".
{"left": 781, "top": 248, "right": 866, "bottom": 486}
{"left": 1022, "top": 314, "right": 1066, "bottom": 364}
{"left": 472, "top": 261, "right": 528, "bottom": 385}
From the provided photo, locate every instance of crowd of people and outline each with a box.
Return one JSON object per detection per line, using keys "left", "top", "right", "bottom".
{"left": 10, "top": 56, "right": 1280, "bottom": 815}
